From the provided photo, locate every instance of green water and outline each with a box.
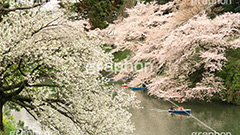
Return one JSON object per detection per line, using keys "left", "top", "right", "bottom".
{"left": 12, "top": 86, "right": 240, "bottom": 135}
{"left": 130, "top": 91, "right": 240, "bottom": 135}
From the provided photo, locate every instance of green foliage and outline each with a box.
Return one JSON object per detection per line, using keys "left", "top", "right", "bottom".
{"left": 0, "top": 0, "right": 10, "bottom": 22}
{"left": 222, "top": 0, "right": 240, "bottom": 13}
{"left": 218, "top": 48, "right": 240, "bottom": 105}
{"left": 135, "top": 60, "right": 150, "bottom": 70}
{"left": 5, "top": 102, "right": 21, "bottom": 112}
{"left": 117, "top": 0, "right": 136, "bottom": 17}
{"left": 3, "top": 116, "right": 16, "bottom": 135}
{"left": 208, "top": 0, "right": 240, "bottom": 19}
{"left": 64, "top": 0, "right": 138, "bottom": 29}
{"left": 112, "top": 49, "right": 133, "bottom": 62}
{"left": 187, "top": 46, "right": 205, "bottom": 88}
{"left": 101, "top": 44, "right": 113, "bottom": 53}
{"left": 188, "top": 64, "right": 205, "bottom": 88}
{"left": 3, "top": 108, "right": 17, "bottom": 135}
{"left": 126, "top": 34, "right": 146, "bottom": 43}
{"left": 227, "top": 36, "right": 239, "bottom": 42}
{"left": 72, "top": 0, "right": 124, "bottom": 29}
{"left": 195, "top": 47, "right": 201, "bottom": 53}
{"left": 100, "top": 49, "right": 133, "bottom": 76}
{"left": 2, "top": 107, "right": 37, "bottom": 135}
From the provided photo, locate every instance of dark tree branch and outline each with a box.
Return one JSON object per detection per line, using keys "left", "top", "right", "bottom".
{"left": 5, "top": 80, "right": 27, "bottom": 98}
{"left": 3, "top": 78, "right": 9, "bottom": 86}
{"left": 12, "top": 95, "right": 33, "bottom": 103}
{"left": 0, "top": 62, "right": 13, "bottom": 77}
{"left": 48, "top": 102, "right": 91, "bottom": 134}
{"left": 45, "top": 99, "right": 65, "bottom": 104}
{"left": 0, "top": 4, "right": 42, "bottom": 12}
{"left": 11, "top": 99, "right": 35, "bottom": 110}
{"left": 3, "top": 64, "right": 20, "bottom": 79}
{"left": 18, "top": 59, "right": 26, "bottom": 76}
{"left": 31, "top": 17, "right": 59, "bottom": 36}
{"left": 50, "top": 102, "right": 94, "bottom": 134}
{"left": 23, "top": 106, "right": 38, "bottom": 121}
{"left": 10, "top": 98, "right": 42, "bottom": 121}
{"left": 30, "top": 64, "right": 42, "bottom": 75}
{"left": 2, "top": 81, "right": 23, "bottom": 91}
{"left": 27, "top": 83, "right": 60, "bottom": 87}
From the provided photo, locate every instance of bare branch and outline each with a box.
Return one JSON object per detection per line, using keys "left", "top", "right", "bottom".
{"left": 31, "top": 17, "right": 60, "bottom": 36}
{"left": 0, "top": 4, "right": 42, "bottom": 12}
{"left": 18, "top": 59, "right": 26, "bottom": 76}
{"left": 27, "top": 83, "right": 60, "bottom": 87}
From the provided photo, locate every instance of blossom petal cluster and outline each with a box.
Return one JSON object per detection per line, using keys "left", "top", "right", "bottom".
{"left": 0, "top": 10, "right": 139, "bottom": 134}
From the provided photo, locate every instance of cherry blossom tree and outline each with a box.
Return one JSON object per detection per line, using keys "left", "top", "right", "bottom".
{"left": 0, "top": 0, "right": 44, "bottom": 21}
{"left": 98, "top": 2, "right": 240, "bottom": 102}
{"left": 0, "top": 9, "right": 139, "bottom": 134}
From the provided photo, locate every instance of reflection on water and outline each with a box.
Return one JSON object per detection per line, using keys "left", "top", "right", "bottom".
{"left": 130, "top": 90, "right": 240, "bottom": 135}
{"left": 11, "top": 87, "right": 240, "bottom": 135}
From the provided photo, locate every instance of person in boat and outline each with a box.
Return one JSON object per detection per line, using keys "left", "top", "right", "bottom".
{"left": 179, "top": 106, "right": 183, "bottom": 110}
{"left": 170, "top": 105, "right": 175, "bottom": 110}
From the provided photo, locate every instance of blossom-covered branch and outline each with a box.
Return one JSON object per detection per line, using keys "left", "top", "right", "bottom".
{"left": 0, "top": 8, "right": 139, "bottom": 134}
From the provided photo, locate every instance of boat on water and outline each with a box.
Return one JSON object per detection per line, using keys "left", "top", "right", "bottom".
{"left": 122, "top": 77, "right": 129, "bottom": 80}
{"left": 105, "top": 78, "right": 114, "bottom": 81}
{"left": 168, "top": 109, "right": 191, "bottom": 114}
{"left": 122, "top": 84, "right": 128, "bottom": 87}
{"left": 131, "top": 87, "right": 147, "bottom": 91}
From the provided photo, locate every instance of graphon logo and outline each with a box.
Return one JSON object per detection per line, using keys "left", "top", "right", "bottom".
{"left": 86, "top": 60, "right": 153, "bottom": 74}
{"left": 191, "top": 0, "right": 232, "bottom": 6}
{"left": 191, "top": 131, "right": 232, "bottom": 135}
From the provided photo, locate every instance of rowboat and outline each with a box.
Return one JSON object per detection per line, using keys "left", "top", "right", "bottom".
{"left": 105, "top": 78, "right": 114, "bottom": 81}
{"left": 122, "top": 84, "right": 128, "bottom": 87}
{"left": 131, "top": 87, "right": 147, "bottom": 91}
{"left": 122, "top": 77, "right": 129, "bottom": 80}
{"left": 168, "top": 109, "right": 191, "bottom": 114}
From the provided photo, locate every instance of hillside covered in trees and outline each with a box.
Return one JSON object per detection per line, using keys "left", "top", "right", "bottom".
{"left": 96, "top": 0, "right": 240, "bottom": 105}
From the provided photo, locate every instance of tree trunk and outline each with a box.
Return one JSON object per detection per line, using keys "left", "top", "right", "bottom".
{"left": 0, "top": 103, "right": 4, "bottom": 133}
